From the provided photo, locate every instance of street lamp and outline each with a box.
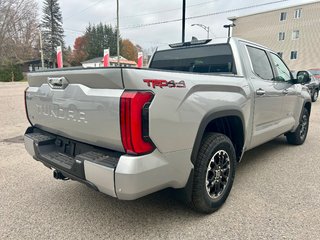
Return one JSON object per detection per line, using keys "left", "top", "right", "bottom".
{"left": 191, "top": 23, "right": 210, "bottom": 39}
{"left": 223, "top": 23, "right": 236, "bottom": 38}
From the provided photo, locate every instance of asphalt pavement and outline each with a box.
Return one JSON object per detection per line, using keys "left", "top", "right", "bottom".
{"left": 0, "top": 82, "right": 319, "bottom": 239}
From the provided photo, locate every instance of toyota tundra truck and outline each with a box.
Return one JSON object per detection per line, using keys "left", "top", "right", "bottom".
{"left": 24, "top": 38, "right": 312, "bottom": 213}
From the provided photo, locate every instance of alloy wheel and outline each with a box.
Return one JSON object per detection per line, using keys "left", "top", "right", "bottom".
{"left": 205, "top": 150, "right": 231, "bottom": 199}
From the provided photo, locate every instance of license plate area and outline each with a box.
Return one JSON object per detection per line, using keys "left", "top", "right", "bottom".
{"left": 55, "top": 137, "right": 78, "bottom": 158}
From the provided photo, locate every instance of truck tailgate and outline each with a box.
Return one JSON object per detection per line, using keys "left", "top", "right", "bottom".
{"left": 26, "top": 68, "right": 125, "bottom": 152}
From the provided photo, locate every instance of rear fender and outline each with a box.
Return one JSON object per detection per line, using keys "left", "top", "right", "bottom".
{"left": 191, "top": 109, "right": 245, "bottom": 164}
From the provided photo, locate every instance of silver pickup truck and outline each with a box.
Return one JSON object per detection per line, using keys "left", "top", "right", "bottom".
{"left": 24, "top": 37, "right": 312, "bottom": 213}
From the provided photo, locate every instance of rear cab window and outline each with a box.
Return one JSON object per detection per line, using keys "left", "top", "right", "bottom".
{"left": 149, "top": 44, "right": 236, "bottom": 74}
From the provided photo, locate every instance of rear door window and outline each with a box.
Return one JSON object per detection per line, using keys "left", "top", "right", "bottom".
{"left": 247, "top": 46, "right": 274, "bottom": 80}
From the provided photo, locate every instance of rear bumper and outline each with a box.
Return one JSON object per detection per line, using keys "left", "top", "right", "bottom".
{"left": 24, "top": 127, "right": 193, "bottom": 200}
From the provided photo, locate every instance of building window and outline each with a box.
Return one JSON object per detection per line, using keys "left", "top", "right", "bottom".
{"left": 280, "top": 12, "right": 287, "bottom": 21}
{"left": 292, "top": 30, "right": 300, "bottom": 40}
{"left": 279, "top": 32, "right": 285, "bottom": 41}
{"left": 294, "top": 9, "right": 302, "bottom": 19}
{"left": 290, "top": 51, "right": 298, "bottom": 60}
{"left": 277, "top": 52, "right": 283, "bottom": 58}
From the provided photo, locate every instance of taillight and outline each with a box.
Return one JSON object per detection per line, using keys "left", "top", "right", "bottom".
{"left": 24, "top": 87, "right": 32, "bottom": 125}
{"left": 120, "top": 91, "right": 155, "bottom": 155}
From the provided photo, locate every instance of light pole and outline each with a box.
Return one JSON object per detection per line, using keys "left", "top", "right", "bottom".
{"left": 37, "top": 25, "right": 45, "bottom": 69}
{"left": 191, "top": 23, "right": 210, "bottom": 39}
{"left": 116, "top": 0, "right": 120, "bottom": 66}
{"left": 182, "top": 0, "right": 186, "bottom": 42}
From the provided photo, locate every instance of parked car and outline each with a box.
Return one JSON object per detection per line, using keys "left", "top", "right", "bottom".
{"left": 24, "top": 38, "right": 311, "bottom": 213}
{"left": 307, "top": 75, "right": 320, "bottom": 102}
{"left": 308, "top": 69, "right": 320, "bottom": 80}
{"left": 292, "top": 70, "right": 319, "bottom": 102}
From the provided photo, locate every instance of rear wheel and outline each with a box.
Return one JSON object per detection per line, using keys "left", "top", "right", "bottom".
{"left": 286, "top": 108, "right": 309, "bottom": 145}
{"left": 312, "top": 90, "right": 318, "bottom": 102}
{"left": 190, "top": 133, "right": 236, "bottom": 213}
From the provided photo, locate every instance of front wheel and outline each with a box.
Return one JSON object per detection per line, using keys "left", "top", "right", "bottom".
{"left": 191, "top": 133, "right": 236, "bottom": 213}
{"left": 286, "top": 108, "right": 309, "bottom": 145}
{"left": 312, "top": 90, "right": 318, "bottom": 102}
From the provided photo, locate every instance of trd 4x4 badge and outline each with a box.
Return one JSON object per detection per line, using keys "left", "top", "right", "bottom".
{"left": 143, "top": 79, "right": 186, "bottom": 89}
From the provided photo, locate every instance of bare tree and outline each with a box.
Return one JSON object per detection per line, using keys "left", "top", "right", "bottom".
{"left": 147, "top": 46, "right": 158, "bottom": 55}
{"left": 0, "top": 0, "right": 39, "bottom": 65}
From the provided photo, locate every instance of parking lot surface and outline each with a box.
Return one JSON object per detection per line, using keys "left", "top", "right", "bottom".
{"left": 1, "top": 82, "right": 320, "bottom": 239}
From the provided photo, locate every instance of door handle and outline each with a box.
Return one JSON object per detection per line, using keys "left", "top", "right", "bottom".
{"left": 282, "top": 89, "right": 289, "bottom": 95}
{"left": 256, "top": 88, "right": 266, "bottom": 96}
{"left": 48, "top": 77, "right": 68, "bottom": 89}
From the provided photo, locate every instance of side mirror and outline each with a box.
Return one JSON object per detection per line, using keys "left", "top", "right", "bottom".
{"left": 297, "top": 71, "right": 311, "bottom": 84}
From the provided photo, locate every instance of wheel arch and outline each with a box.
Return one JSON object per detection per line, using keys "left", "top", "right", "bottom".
{"left": 191, "top": 110, "right": 246, "bottom": 164}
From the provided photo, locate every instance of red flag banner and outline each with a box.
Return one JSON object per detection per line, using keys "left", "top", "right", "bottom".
{"left": 103, "top": 49, "right": 110, "bottom": 67}
{"left": 56, "top": 46, "right": 63, "bottom": 68}
{"left": 137, "top": 52, "right": 143, "bottom": 68}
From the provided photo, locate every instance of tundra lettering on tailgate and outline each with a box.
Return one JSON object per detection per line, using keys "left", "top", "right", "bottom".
{"left": 36, "top": 104, "right": 88, "bottom": 124}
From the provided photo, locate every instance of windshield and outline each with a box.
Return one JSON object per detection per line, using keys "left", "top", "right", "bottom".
{"left": 309, "top": 70, "right": 320, "bottom": 75}
{"left": 149, "top": 44, "right": 236, "bottom": 74}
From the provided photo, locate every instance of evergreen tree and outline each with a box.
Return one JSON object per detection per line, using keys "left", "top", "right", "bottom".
{"left": 85, "top": 23, "right": 118, "bottom": 59}
{"left": 41, "top": 0, "right": 64, "bottom": 67}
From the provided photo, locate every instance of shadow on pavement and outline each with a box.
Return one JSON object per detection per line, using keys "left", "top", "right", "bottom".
{"left": 1, "top": 135, "right": 24, "bottom": 144}
{"left": 46, "top": 136, "right": 293, "bottom": 230}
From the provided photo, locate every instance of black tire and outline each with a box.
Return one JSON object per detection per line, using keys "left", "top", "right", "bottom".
{"left": 190, "top": 133, "right": 236, "bottom": 213}
{"left": 286, "top": 108, "right": 309, "bottom": 145}
{"left": 312, "top": 90, "right": 318, "bottom": 102}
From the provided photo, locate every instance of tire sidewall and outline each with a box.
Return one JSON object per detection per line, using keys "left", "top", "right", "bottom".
{"left": 299, "top": 108, "right": 309, "bottom": 142}
{"left": 193, "top": 134, "right": 236, "bottom": 212}
{"left": 286, "top": 108, "right": 310, "bottom": 145}
{"left": 204, "top": 142, "right": 235, "bottom": 208}
{"left": 312, "top": 90, "right": 318, "bottom": 102}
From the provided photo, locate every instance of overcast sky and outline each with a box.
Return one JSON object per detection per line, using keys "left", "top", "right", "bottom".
{"left": 38, "top": 0, "right": 317, "bottom": 50}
